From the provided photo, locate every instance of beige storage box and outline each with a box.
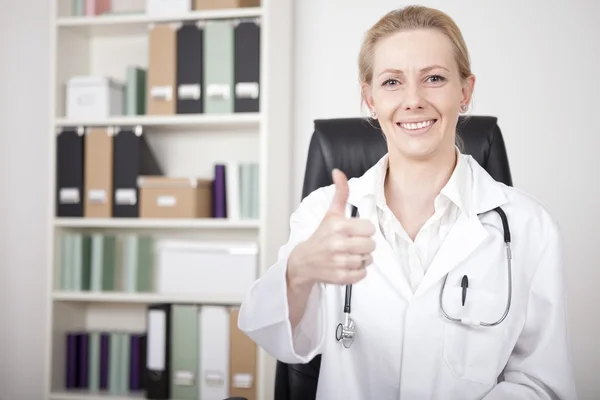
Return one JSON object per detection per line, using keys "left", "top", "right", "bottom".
{"left": 194, "top": 0, "right": 260, "bottom": 10}
{"left": 138, "top": 176, "right": 212, "bottom": 218}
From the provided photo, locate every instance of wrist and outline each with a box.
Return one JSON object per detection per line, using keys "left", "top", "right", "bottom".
{"left": 286, "top": 243, "right": 315, "bottom": 293}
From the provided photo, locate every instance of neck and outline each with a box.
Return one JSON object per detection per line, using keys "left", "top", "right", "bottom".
{"left": 384, "top": 146, "right": 457, "bottom": 210}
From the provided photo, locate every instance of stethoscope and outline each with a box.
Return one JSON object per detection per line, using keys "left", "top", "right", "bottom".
{"left": 335, "top": 204, "right": 513, "bottom": 349}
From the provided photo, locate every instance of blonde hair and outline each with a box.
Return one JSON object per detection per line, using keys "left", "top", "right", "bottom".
{"left": 359, "top": 5, "right": 472, "bottom": 86}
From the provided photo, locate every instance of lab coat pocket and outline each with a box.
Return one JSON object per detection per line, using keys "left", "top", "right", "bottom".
{"left": 442, "top": 287, "right": 508, "bottom": 386}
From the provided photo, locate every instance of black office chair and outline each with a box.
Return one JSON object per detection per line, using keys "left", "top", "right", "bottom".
{"left": 273, "top": 115, "right": 513, "bottom": 400}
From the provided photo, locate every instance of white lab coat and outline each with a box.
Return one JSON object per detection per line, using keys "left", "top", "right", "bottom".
{"left": 238, "top": 154, "right": 578, "bottom": 400}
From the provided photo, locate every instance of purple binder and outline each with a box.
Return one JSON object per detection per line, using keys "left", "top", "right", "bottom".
{"left": 130, "top": 334, "right": 141, "bottom": 391}
{"left": 78, "top": 333, "right": 89, "bottom": 388}
{"left": 66, "top": 333, "right": 78, "bottom": 388}
{"left": 100, "top": 333, "right": 110, "bottom": 389}
{"left": 213, "top": 164, "right": 226, "bottom": 218}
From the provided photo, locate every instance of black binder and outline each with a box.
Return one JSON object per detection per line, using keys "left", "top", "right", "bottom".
{"left": 234, "top": 19, "right": 261, "bottom": 113}
{"left": 176, "top": 22, "right": 204, "bottom": 114}
{"left": 56, "top": 127, "right": 85, "bottom": 217}
{"left": 145, "top": 304, "right": 171, "bottom": 400}
{"left": 112, "top": 127, "right": 162, "bottom": 218}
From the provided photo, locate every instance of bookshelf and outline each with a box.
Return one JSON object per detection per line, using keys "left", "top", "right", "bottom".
{"left": 45, "top": 0, "right": 293, "bottom": 400}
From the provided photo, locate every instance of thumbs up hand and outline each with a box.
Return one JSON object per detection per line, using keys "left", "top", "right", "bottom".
{"left": 287, "top": 169, "right": 376, "bottom": 290}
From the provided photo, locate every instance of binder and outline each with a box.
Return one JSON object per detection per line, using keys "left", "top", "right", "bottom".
{"left": 122, "top": 235, "right": 154, "bottom": 293}
{"left": 90, "top": 234, "right": 116, "bottom": 291}
{"left": 88, "top": 331, "right": 101, "bottom": 392}
{"left": 56, "top": 127, "right": 85, "bottom": 217}
{"left": 204, "top": 20, "right": 234, "bottom": 114}
{"left": 176, "top": 22, "right": 204, "bottom": 114}
{"left": 199, "top": 306, "right": 230, "bottom": 400}
{"left": 229, "top": 308, "right": 257, "bottom": 400}
{"left": 125, "top": 66, "right": 147, "bottom": 116}
{"left": 171, "top": 305, "right": 199, "bottom": 399}
{"left": 112, "top": 126, "right": 162, "bottom": 218}
{"left": 84, "top": 127, "right": 114, "bottom": 218}
{"left": 146, "top": 304, "right": 172, "bottom": 399}
{"left": 234, "top": 19, "right": 260, "bottom": 113}
{"left": 78, "top": 333, "right": 89, "bottom": 389}
{"left": 147, "top": 23, "right": 177, "bottom": 115}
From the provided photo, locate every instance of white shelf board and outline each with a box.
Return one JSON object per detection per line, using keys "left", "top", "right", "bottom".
{"left": 54, "top": 217, "right": 260, "bottom": 229}
{"left": 52, "top": 291, "right": 245, "bottom": 305}
{"left": 56, "top": 7, "right": 263, "bottom": 36}
{"left": 50, "top": 391, "right": 144, "bottom": 400}
{"left": 54, "top": 113, "right": 261, "bottom": 130}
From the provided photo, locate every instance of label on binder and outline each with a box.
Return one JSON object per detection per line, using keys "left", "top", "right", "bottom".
{"left": 115, "top": 189, "right": 137, "bottom": 205}
{"left": 178, "top": 84, "right": 201, "bottom": 100}
{"left": 151, "top": 85, "right": 173, "bottom": 101}
{"left": 232, "top": 373, "right": 254, "bottom": 389}
{"left": 174, "top": 370, "right": 195, "bottom": 386}
{"left": 60, "top": 188, "right": 80, "bottom": 204}
{"left": 236, "top": 82, "right": 260, "bottom": 99}
{"left": 204, "top": 370, "right": 225, "bottom": 386}
{"left": 88, "top": 189, "right": 106, "bottom": 203}
{"left": 157, "top": 196, "right": 176, "bottom": 207}
{"left": 207, "top": 84, "right": 231, "bottom": 99}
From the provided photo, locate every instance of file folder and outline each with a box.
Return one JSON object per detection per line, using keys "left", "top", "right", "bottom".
{"left": 200, "top": 306, "right": 230, "bottom": 400}
{"left": 229, "top": 308, "right": 257, "bottom": 400}
{"left": 147, "top": 23, "right": 177, "bottom": 115}
{"left": 234, "top": 19, "right": 260, "bottom": 113}
{"left": 85, "top": 127, "right": 114, "bottom": 218}
{"left": 177, "top": 22, "right": 204, "bottom": 114}
{"left": 146, "top": 304, "right": 171, "bottom": 399}
{"left": 113, "top": 126, "right": 162, "bottom": 218}
{"left": 56, "top": 127, "right": 85, "bottom": 217}
{"left": 171, "top": 305, "right": 199, "bottom": 399}
{"left": 204, "top": 20, "right": 234, "bottom": 114}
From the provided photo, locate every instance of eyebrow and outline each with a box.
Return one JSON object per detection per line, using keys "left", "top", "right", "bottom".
{"left": 378, "top": 65, "right": 450, "bottom": 77}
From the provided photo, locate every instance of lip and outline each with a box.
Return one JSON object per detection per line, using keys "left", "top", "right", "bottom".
{"left": 396, "top": 118, "right": 438, "bottom": 136}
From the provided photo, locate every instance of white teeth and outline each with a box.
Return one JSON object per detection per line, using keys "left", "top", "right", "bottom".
{"left": 400, "top": 120, "right": 434, "bottom": 130}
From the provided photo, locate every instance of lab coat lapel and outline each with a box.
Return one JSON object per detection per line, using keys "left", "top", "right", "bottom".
{"left": 414, "top": 211, "right": 488, "bottom": 296}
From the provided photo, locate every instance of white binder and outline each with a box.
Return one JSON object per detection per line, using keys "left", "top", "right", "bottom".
{"left": 199, "top": 306, "right": 231, "bottom": 400}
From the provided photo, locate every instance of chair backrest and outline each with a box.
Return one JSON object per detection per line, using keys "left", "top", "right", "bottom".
{"left": 274, "top": 115, "right": 513, "bottom": 400}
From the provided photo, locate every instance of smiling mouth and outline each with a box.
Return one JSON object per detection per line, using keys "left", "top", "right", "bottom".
{"left": 396, "top": 119, "right": 437, "bottom": 131}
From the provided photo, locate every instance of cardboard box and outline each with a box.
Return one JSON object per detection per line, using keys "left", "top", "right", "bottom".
{"left": 67, "top": 76, "right": 124, "bottom": 120}
{"left": 138, "top": 176, "right": 212, "bottom": 218}
{"left": 194, "top": 0, "right": 260, "bottom": 11}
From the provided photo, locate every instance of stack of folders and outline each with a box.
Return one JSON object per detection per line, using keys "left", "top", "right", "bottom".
{"left": 65, "top": 18, "right": 261, "bottom": 118}
{"left": 58, "top": 233, "right": 153, "bottom": 293}
{"left": 65, "top": 330, "right": 146, "bottom": 395}
{"left": 213, "top": 162, "right": 259, "bottom": 220}
{"left": 69, "top": 0, "right": 111, "bottom": 16}
{"left": 64, "top": 306, "right": 256, "bottom": 400}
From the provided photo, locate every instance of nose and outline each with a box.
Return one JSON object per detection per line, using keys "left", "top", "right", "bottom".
{"left": 401, "top": 83, "right": 426, "bottom": 111}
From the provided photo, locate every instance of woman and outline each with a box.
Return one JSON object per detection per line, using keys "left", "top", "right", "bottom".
{"left": 238, "top": 5, "right": 578, "bottom": 400}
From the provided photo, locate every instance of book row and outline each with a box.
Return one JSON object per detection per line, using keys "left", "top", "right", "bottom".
{"left": 56, "top": 127, "right": 258, "bottom": 220}
{"left": 69, "top": 0, "right": 261, "bottom": 17}
{"left": 62, "top": 305, "right": 256, "bottom": 400}
{"left": 66, "top": 18, "right": 261, "bottom": 119}
{"left": 58, "top": 234, "right": 259, "bottom": 299}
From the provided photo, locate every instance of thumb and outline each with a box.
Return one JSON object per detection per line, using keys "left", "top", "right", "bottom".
{"left": 328, "top": 168, "right": 349, "bottom": 216}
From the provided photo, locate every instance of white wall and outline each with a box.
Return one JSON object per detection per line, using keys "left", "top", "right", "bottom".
{"left": 293, "top": 0, "right": 600, "bottom": 398}
{"left": 0, "top": 0, "right": 50, "bottom": 399}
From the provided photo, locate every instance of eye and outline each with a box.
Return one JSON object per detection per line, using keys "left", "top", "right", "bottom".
{"left": 426, "top": 74, "right": 447, "bottom": 84}
{"left": 382, "top": 78, "right": 400, "bottom": 87}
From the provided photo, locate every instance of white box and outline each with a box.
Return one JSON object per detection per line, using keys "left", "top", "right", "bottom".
{"left": 155, "top": 240, "right": 258, "bottom": 297}
{"left": 146, "top": 0, "right": 191, "bottom": 16}
{"left": 66, "top": 76, "right": 124, "bottom": 120}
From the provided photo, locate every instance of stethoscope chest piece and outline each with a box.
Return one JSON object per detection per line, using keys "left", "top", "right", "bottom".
{"left": 336, "top": 314, "right": 355, "bottom": 349}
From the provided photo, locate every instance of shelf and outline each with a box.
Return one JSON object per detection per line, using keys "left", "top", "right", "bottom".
{"left": 52, "top": 291, "right": 244, "bottom": 305}
{"left": 54, "top": 113, "right": 261, "bottom": 131}
{"left": 56, "top": 7, "right": 263, "bottom": 36}
{"left": 50, "top": 391, "right": 144, "bottom": 400}
{"left": 54, "top": 218, "right": 260, "bottom": 229}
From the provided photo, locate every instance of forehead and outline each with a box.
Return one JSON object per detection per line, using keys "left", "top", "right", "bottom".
{"left": 372, "top": 28, "right": 456, "bottom": 74}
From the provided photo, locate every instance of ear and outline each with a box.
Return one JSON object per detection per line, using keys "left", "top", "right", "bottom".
{"left": 461, "top": 74, "right": 476, "bottom": 106}
{"left": 361, "top": 82, "right": 375, "bottom": 114}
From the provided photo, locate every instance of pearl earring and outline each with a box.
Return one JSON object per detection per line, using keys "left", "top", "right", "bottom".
{"left": 371, "top": 110, "right": 377, "bottom": 119}
{"left": 461, "top": 104, "right": 468, "bottom": 112}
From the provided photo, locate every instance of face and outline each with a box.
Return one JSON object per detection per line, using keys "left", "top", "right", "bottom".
{"left": 363, "top": 28, "right": 475, "bottom": 161}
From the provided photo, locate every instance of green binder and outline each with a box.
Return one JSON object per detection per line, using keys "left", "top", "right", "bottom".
{"left": 125, "top": 66, "right": 147, "bottom": 116}
{"left": 204, "top": 20, "right": 234, "bottom": 114}
{"left": 90, "top": 234, "right": 116, "bottom": 291}
{"left": 71, "top": 233, "right": 92, "bottom": 291}
{"left": 108, "top": 332, "right": 121, "bottom": 395}
{"left": 122, "top": 235, "right": 154, "bottom": 293}
{"left": 60, "top": 233, "right": 73, "bottom": 290}
{"left": 88, "top": 331, "right": 100, "bottom": 392}
{"left": 171, "top": 305, "right": 199, "bottom": 399}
